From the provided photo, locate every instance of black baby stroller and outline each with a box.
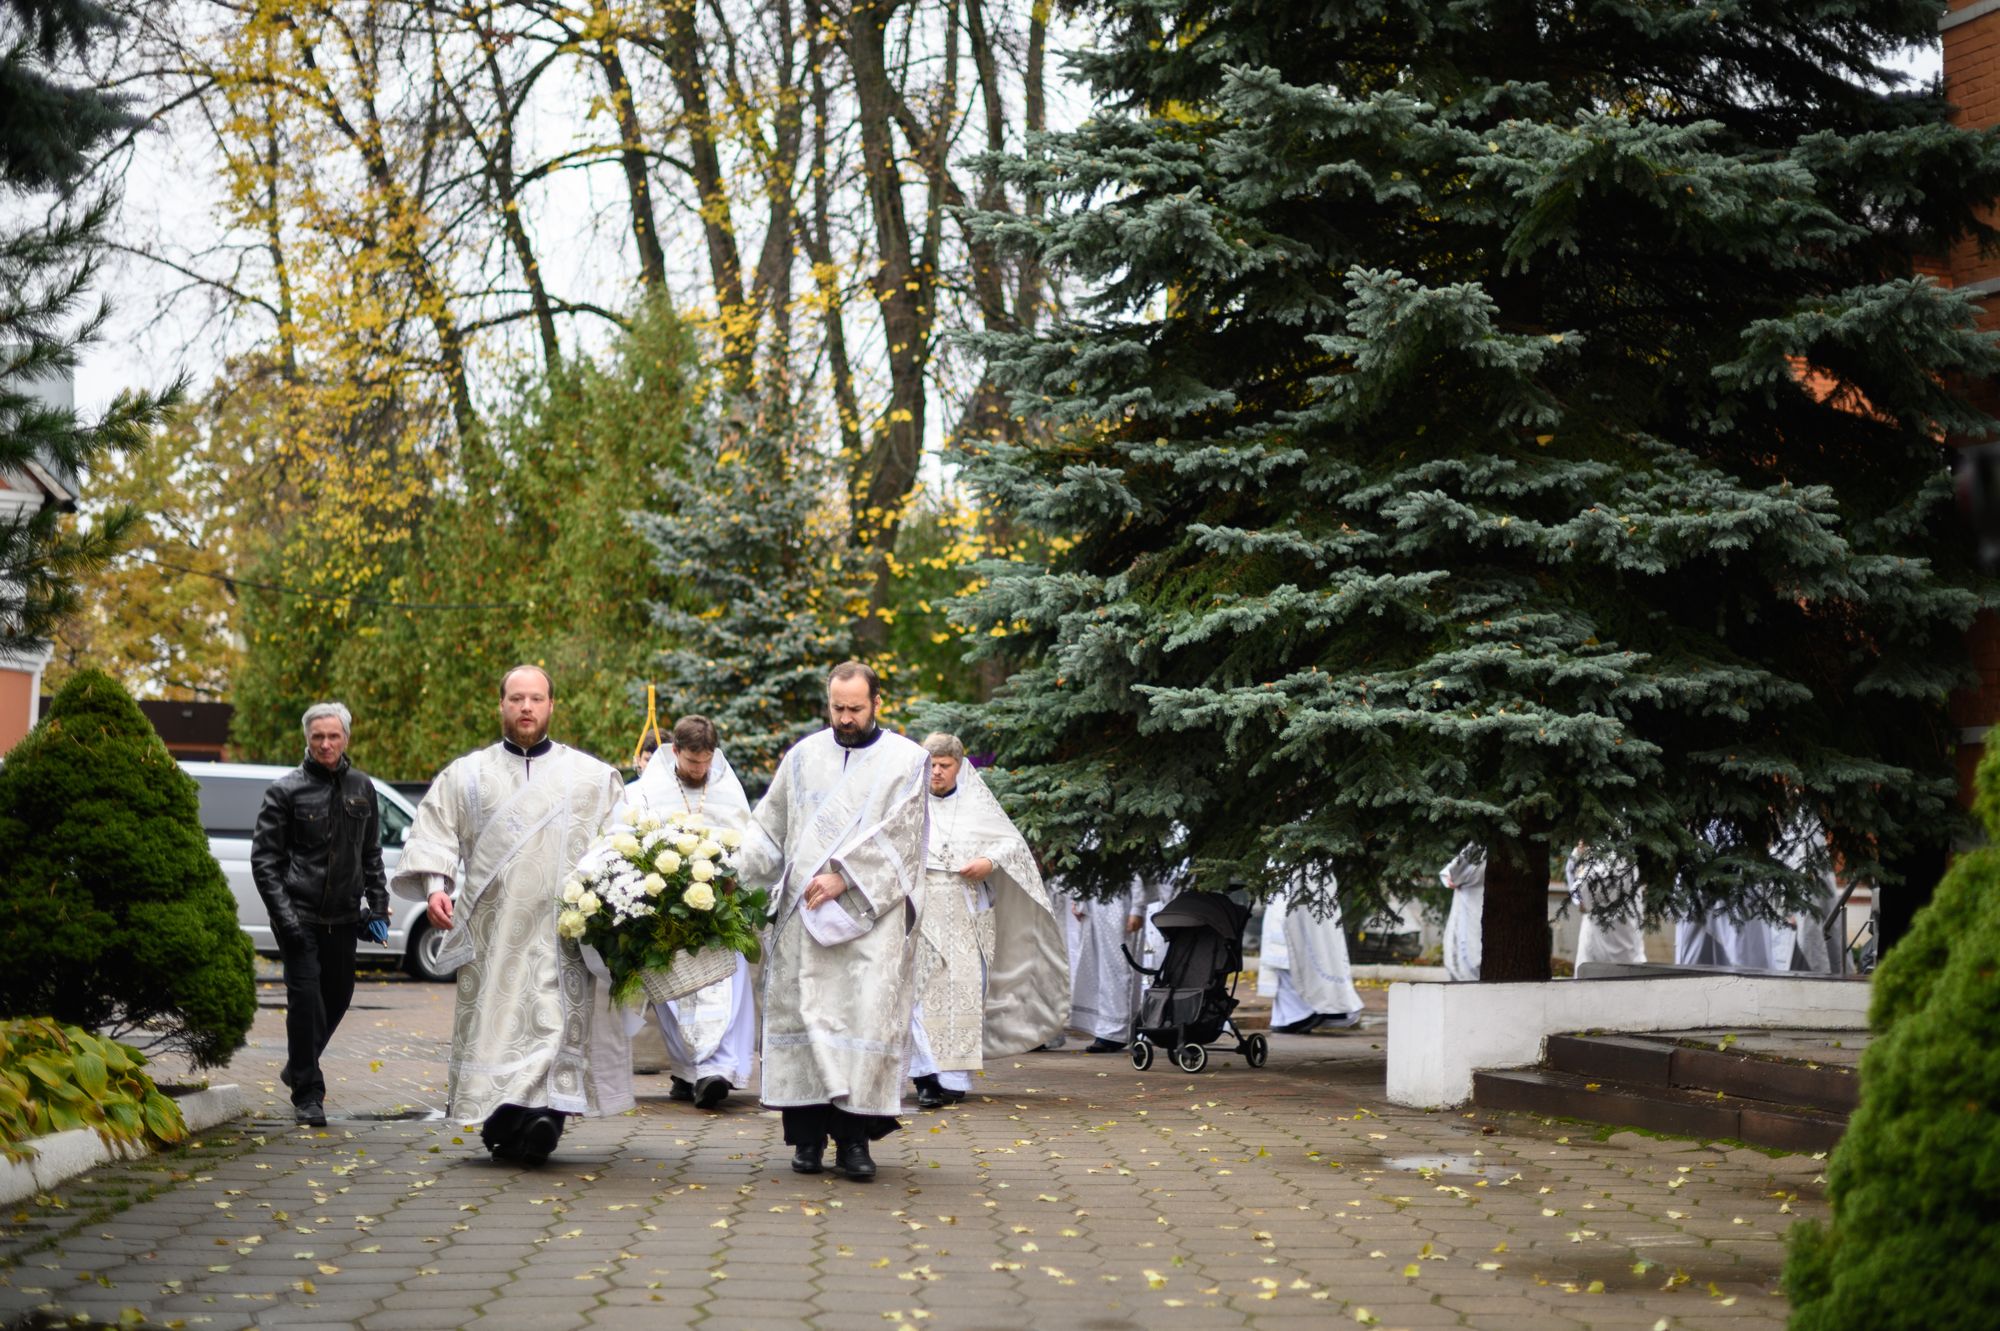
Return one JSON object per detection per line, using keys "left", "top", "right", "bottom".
{"left": 1121, "top": 891, "right": 1267, "bottom": 1073}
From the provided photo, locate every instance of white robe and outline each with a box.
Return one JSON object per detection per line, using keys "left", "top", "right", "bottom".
{"left": 1566, "top": 846, "right": 1648, "bottom": 967}
{"left": 623, "top": 745, "right": 757, "bottom": 1085}
{"left": 736, "top": 728, "right": 929, "bottom": 1117}
{"left": 389, "top": 741, "right": 633, "bottom": 1125}
{"left": 908, "top": 765, "right": 1069, "bottom": 1081}
{"left": 1440, "top": 845, "right": 1484, "bottom": 982}
{"left": 1064, "top": 876, "right": 1153, "bottom": 1042}
{"left": 1257, "top": 881, "right": 1362, "bottom": 1024}
{"left": 1773, "top": 818, "right": 1839, "bottom": 974}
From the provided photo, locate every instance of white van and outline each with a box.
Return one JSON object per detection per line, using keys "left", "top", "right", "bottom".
{"left": 180, "top": 761, "right": 458, "bottom": 982}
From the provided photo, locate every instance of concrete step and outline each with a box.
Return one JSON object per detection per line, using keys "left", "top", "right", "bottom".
{"left": 1472, "top": 1066, "right": 1847, "bottom": 1153}
{"left": 1545, "top": 1033, "right": 1859, "bottom": 1114}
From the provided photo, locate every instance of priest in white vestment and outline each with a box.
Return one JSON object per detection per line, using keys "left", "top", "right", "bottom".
{"left": 1674, "top": 821, "right": 1788, "bottom": 969}
{"left": 735, "top": 662, "right": 929, "bottom": 1183}
{"left": 905, "top": 734, "right": 1069, "bottom": 1108}
{"left": 624, "top": 715, "right": 756, "bottom": 1109}
{"left": 1065, "top": 874, "right": 1158, "bottom": 1051}
{"left": 1565, "top": 842, "right": 1649, "bottom": 967}
{"left": 1257, "top": 874, "right": 1363, "bottom": 1033}
{"left": 1440, "top": 844, "right": 1484, "bottom": 982}
{"left": 390, "top": 666, "right": 634, "bottom": 1166}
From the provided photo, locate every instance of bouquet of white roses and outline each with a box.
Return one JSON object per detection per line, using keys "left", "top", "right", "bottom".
{"left": 559, "top": 808, "right": 769, "bottom": 1006}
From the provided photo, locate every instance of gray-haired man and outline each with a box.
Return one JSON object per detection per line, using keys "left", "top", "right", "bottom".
{"left": 251, "top": 702, "right": 389, "bottom": 1126}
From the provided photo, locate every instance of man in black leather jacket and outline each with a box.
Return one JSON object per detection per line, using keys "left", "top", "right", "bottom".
{"left": 251, "top": 702, "right": 389, "bottom": 1126}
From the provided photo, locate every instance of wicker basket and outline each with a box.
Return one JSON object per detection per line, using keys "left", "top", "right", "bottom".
{"left": 638, "top": 947, "right": 739, "bottom": 1004}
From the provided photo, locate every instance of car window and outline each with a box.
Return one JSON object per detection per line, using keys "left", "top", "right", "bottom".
{"left": 194, "top": 775, "right": 270, "bottom": 837}
{"left": 378, "top": 791, "right": 413, "bottom": 848}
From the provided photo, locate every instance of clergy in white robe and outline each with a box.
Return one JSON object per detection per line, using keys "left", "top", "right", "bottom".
{"left": 1565, "top": 843, "right": 1649, "bottom": 967}
{"left": 1256, "top": 875, "right": 1363, "bottom": 1032}
{"left": 734, "top": 662, "right": 929, "bottom": 1182}
{"left": 905, "top": 735, "right": 1069, "bottom": 1107}
{"left": 1772, "top": 816, "right": 1840, "bottom": 974}
{"left": 1066, "top": 875, "right": 1156, "bottom": 1050}
{"left": 1674, "top": 822, "right": 1788, "bottom": 969}
{"left": 389, "top": 666, "right": 633, "bottom": 1166}
{"left": 624, "top": 716, "right": 756, "bottom": 1108}
{"left": 1439, "top": 844, "right": 1485, "bottom": 982}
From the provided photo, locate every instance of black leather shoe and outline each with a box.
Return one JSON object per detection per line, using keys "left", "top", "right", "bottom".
{"left": 517, "top": 1112, "right": 561, "bottom": 1167}
{"left": 667, "top": 1077, "right": 695, "bottom": 1102}
{"left": 791, "top": 1143, "right": 825, "bottom": 1174}
{"left": 481, "top": 1106, "right": 523, "bottom": 1158}
{"left": 833, "top": 1140, "right": 876, "bottom": 1181}
{"left": 294, "top": 1100, "right": 327, "bottom": 1127}
{"left": 1083, "top": 1037, "right": 1128, "bottom": 1053}
{"left": 916, "top": 1082, "right": 945, "bottom": 1110}
{"left": 693, "top": 1076, "right": 732, "bottom": 1109}
{"left": 936, "top": 1088, "right": 966, "bottom": 1107}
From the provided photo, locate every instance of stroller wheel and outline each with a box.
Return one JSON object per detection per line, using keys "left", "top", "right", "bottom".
{"left": 1244, "top": 1034, "right": 1268, "bottom": 1068}
{"left": 1175, "top": 1043, "right": 1208, "bottom": 1073}
{"left": 1131, "top": 1040, "right": 1154, "bottom": 1072}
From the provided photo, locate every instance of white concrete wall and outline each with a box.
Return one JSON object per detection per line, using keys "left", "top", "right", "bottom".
{"left": 1385, "top": 976, "right": 1872, "bottom": 1109}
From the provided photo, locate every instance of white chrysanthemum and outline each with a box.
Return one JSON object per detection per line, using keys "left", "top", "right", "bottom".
{"left": 655, "top": 849, "right": 682, "bottom": 875}
{"left": 682, "top": 882, "right": 716, "bottom": 911}
{"left": 689, "top": 859, "right": 717, "bottom": 883}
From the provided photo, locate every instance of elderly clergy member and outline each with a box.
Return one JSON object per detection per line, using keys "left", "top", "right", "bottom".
{"left": 906, "top": 733, "right": 1068, "bottom": 1108}
{"left": 390, "top": 665, "right": 633, "bottom": 1166}
{"left": 736, "top": 661, "right": 929, "bottom": 1182}
{"left": 625, "top": 714, "right": 756, "bottom": 1109}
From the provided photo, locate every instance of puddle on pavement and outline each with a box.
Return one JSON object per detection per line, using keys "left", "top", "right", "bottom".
{"left": 340, "top": 1108, "right": 446, "bottom": 1122}
{"left": 1381, "top": 1153, "right": 1514, "bottom": 1179}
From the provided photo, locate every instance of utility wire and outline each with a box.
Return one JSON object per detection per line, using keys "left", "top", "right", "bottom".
{"left": 128, "top": 552, "right": 531, "bottom": 612}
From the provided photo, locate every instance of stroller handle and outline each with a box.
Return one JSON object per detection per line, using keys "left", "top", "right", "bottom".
{"left": 1121, "top": 942, "right": 1161, "bottom": 977}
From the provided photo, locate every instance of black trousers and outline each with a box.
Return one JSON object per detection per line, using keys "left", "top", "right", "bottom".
{"left": 781, "top": 1104, "right": 901, "bottom": 1147}
{"left": 279, "top": 922, "right": 358, "bottom": 1105}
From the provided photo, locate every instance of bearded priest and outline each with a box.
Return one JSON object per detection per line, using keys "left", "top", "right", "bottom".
{"left": 736, "top": 661, "right": 929, "bottom": 1182}
{"left": 389, "top": 665, "right": 633, "bottom": 1166}
{"left": 624, "top": 714, "right": 756, "bottom": 1109}
{"left": 906, "top": 732, "right": 1069, "bottom": 1108}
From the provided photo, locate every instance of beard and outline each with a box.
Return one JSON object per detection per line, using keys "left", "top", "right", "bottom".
{"left": 506, "top": 715, "right": 550, "bottom": 747}
{"left": 833, "top": 717, "right": 875, "bottom": 746}
{"left": 675, "top": 765, "right": 709, "bottom": 787}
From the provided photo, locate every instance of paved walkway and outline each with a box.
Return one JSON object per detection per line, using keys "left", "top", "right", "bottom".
{"left": 1, "top": 972, "right": 1824, "bottom": 1331}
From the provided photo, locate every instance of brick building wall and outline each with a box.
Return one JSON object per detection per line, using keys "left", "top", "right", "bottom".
{"left": 1944, "top": 1, "right": 2000, "bottom": 801}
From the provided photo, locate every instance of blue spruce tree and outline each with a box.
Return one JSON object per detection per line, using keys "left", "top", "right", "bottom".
{"left": 3, "top": 0, "right": 183, "bottom": 651}
{"left": 938, "top": 1, "right": 2000, "bottom": 980}
{"left": 631, "top": 394, "right": 865, "bottom": 794}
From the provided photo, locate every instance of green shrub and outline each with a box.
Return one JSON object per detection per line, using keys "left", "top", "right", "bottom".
{"left": 1784, "top": 749, "right": 2000, "bottom": 1330}
{"left": 0, "top": 1017, "right": 186, "bottom": 1159}
{"left": 0, "top": 670, "right": 255, "bottom": 1067}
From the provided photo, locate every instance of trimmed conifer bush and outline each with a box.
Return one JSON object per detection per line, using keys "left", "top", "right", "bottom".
{"left": 1784, "top": 748, "right": 2000, "bottom": 1329}
{"left": 0, "top": 670, "right": 254, "bottom": 1068}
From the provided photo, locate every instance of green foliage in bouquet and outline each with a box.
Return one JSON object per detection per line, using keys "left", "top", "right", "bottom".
{"left": 558, "top": 811, "right": 769, "bottom": 1007}
{"left": 0, "top": 670, "right": 255, "bottom": 1067}
{"left": 1783, "top": 745, "right": 2000, "bottom": 1330}
{"left": 0, "top": 1017, "right": 188, "bottom": 1160}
